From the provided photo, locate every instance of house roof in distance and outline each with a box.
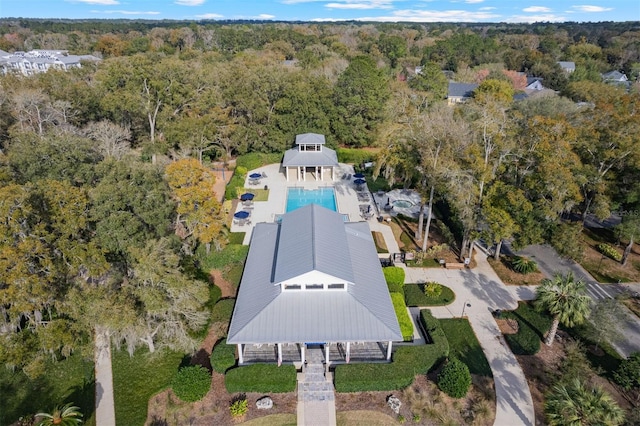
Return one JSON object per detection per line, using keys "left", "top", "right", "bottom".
{"left": 227, "top": 204, "right": 402, "bottom": 344}
{"left": 447, "top": 82, "right": 478, "bottom": 98}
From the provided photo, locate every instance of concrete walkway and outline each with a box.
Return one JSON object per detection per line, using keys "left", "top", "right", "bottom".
{"left": 94, "top": 326, "right": 116, "bottom": 426}
{"left": 297, "top": 347, "right": 337, "bottom": 426}
{"left": 402, "top": 249, "right": 536, "bottom": 426}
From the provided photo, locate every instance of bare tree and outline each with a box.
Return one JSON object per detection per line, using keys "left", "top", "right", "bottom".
{"left": 83, "top": 120, "right": 131, "bottom": 160}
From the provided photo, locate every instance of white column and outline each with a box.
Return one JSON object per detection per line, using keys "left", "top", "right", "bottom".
{"left": 346, "top": 342, "right": 351, "bottom": 363}
{"left": 277, "top": 343, "right": 282, "bottom": 366}
{"left": 386, "top": 341, "right": 393, "bottom": 360}
{"left": 325, "top": 343, "right": 330, "bottom": 365}
{"left": 320, "top": 166, "right": 323, "bottom": 181}
{"left": 286, "top": 167, "right": 289, "bottom": 181}
{"left": 237, "top": 344, "right": 244, "bottom": 364}
{"left": 301, "top": 344, "right": 306, "bottom": 364}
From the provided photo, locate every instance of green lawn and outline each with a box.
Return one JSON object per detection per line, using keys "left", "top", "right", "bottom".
{"left": 0, "top": 353, "right": 95, "bottom": 426}
{"left": 404, "top": 284, "right": 455, "bottom": 307}
{"left": 112, "top": 348, "right": 184, "bottom": 426}
{"left": 439, "top": 318, "right": 492, "bottom": 377}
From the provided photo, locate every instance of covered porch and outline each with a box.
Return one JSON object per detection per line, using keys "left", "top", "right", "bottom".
{"left": 237, "top": 341, "right": 393, "bottom": 367}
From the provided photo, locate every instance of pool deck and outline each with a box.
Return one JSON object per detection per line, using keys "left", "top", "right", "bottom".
{"left": 232, "top": 163, "right": 382, "bottom": 245}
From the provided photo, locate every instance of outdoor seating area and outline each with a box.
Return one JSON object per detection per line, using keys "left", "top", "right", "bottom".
{"left": 359, "top": 204, "right": 374, "bottom": 219}
{"left": 356, "top": 191, "right": 370, "bottom": 202}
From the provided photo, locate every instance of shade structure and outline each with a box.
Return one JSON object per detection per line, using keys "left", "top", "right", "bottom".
{"left": 354, "top": 178, "right": 366, "bottom": 185}
{"left": 249, "top": 173, "right": 262, "bottom": 179}
{"left": 240, "top": 193, "right": 255, "bottom": 201}
{"left": 234, "top": 210, "right": 250, "bottom": 219}
{"left": 353, "top": 173, "right": 365, "bottom": 179}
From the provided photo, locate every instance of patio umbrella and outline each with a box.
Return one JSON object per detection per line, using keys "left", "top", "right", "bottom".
{"left": 234, "top": 211, "right": 250, "bottom": 219}
{"left": 354, "top": 178, "right": 366, "bottom": 185}
{"left": 249, "top": 173, "right": 262, "bottom": 179}
{"left": 353, "top": 173, "right": 365, "bottom": 179}
{"left": 240, "top": 193, "right": 255, "bottom": 201}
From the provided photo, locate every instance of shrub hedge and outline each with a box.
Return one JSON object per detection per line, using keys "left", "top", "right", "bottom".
{"left": 334, "top": 310, "right": 448, "bottom": 392}
{"left": 383, "top": 267, "right": 405, "bottom": 288}
{"left": 596, "top": 243, "right": 623, "bottom": 262}
{"left": 211, "top": 339, "right": 236, "bottom": 373}
{"left": 211, "top": 299, "right": 235, "bottom": 324}
{"left": 171, "top": 365, "right": 211, "bottom": 402}
{"left": 391, "top": 293, "right": 414, "bottom": 341}
{"left": 225, "top": 364, "right": 296, "bottom": 393}
{"left": 235, "top": 152, "right": 282, "bottom": 171}
{"left": 387, "top": 281, "right": 404, "bottom": 294}
{"left": 336, "top": 148, "right": 374, "bottom": 165}
{"left": 437, "top": 358, "right": 472, "bottom": 398}
{"left": 613, "top": 352, "right": 640, "bottom": 390}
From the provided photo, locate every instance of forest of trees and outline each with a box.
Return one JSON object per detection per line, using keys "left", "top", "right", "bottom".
{"left": 0, "top": 19, "right": 639, "bottom": 377}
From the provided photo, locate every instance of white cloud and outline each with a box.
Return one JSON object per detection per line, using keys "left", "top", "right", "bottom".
{"left": 464, "top": 0, "right": 484, "bottom": 3}
{"left": 257, "top": 14, "right": 276, "bottom": 19}
{"left": 196, "top": 13, "right": 224, "bottom": 18}
{"left": 523, "top": 6, "right": 551, "bottom": 12}
{"left": 175, "top": 0, "right": 206, "bottom": 5}
{"left": 326, "top": 0, "right": 394, "bottom": 9}
{"left": 571, "top": 5, "right": 612, "bottom": 12}
{"left": 505, "top": 13, "right": 566, "bottom": 22}
{"left": 90, "top": 9, "right": 160, "bottom": 15}
{"left": 314, "top": 8, "right": 500, "bottom": 22}
{"left": 70, "top": 0, "right": 119, "bottom": 4}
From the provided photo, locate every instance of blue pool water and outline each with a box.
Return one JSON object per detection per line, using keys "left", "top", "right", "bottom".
{"left": 286, "top": 187, "right": 337, "bottom": 212}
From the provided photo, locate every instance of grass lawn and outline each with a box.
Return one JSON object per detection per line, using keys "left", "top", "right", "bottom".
{"left": 242, "top": 188, "right": 269, "bottom": 202}
{"left": 503, "top": 302, "right": 552, "bottom": 339}
{"left": 240, "top": 413, "right": 297, "bottom": 425}
{"left": 112, "top": 348, "right": 184, "bottom": 426}
{"left": 372, "top": 231, "right": 388, "bottom": 253}
{"left": 0, "top": 353, "right": 95, "bottom": 426}
{"left": 228, "top": 232, "right": 245, "bottom": 245}
{"left": 336, "top": 410, "right": 398, "bottom": 425}
{"left": 439, "top": 319, "right": 492, "bottom": 377}
{"left": 404, "top": 283, "right": 455, "bottom": 307}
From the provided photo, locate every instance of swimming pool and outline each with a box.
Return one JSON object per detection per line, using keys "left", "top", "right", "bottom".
{"left": 286, "top": 187, "right": 337, "bottom": 212}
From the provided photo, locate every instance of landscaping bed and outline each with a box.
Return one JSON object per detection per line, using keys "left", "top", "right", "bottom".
{"left": 487, "top": 255, "right": 546, "bottom": 286}
{"left": 579, "top": 227, "right": 640, "bottom": 283}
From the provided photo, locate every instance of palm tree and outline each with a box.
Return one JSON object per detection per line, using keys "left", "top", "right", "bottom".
{"left": 36, "top": 403, "right": 83, "bottom": 426}
{"left": 544, "top": 378, "right": 625, "bottom": 426}
{"left": 535, "top": 272, "right": 591, "bottom": 346}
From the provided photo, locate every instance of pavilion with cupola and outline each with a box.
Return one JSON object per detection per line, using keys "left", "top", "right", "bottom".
{"left": 282, "top": 133, "right": 339, "bottom": 181}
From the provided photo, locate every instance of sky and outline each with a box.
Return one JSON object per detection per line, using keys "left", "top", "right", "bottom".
{"left": 0, "top": 0, "right": 638, "bottom": 23}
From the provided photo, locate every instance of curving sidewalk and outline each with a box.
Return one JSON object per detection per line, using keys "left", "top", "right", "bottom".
{"left": 402, "top": 249, "right": 535, "bottom": 426}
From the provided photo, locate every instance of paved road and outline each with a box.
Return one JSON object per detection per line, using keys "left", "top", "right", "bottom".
{"left": 505, "top": 243, "right": 640, "bottom": 357}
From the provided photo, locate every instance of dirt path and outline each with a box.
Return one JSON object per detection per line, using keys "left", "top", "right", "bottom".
{"left": 210, "top": 269, "right": 235, "bottom": 298}
{"left": 210, "top": 162, "right": 233, "bottom": 203}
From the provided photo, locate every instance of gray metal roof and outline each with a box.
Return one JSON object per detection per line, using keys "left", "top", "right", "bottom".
{"left": 558, "top": 61, "right": 576, "bottom": 71}
{"left": 274, "top": 204, "right": 354, "bottom": 283}
{"left": 295, "top": 133, "right": 326, "bottom": 145}
{"left": 447, "top": 82, "right": 478, "bottom": 98}
{"left": 282, "top": 146, "right": 338, "bottom": 167}
{"left": 227, "top": 205, "right": 402, "bottom": 344}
